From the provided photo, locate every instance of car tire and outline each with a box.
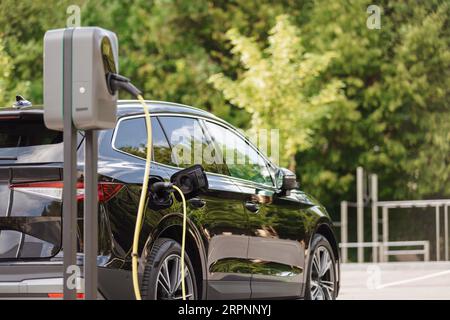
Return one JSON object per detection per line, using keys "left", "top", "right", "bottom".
{"left": 141, "top": 237, "right": 198, "bottom": 300}
{"left": 304, "top": 234, "right": 337, "bottom": 300}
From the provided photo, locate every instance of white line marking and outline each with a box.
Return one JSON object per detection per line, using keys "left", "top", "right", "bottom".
{"left": 376, "top": 269, "right": 450, "bottom": 289}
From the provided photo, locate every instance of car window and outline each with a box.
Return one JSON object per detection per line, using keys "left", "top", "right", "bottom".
{"left": 114, "top": 116, "right": 176, "bottom": 166}
{"left": 158, "top": 116, "right": 222, "bottom": 174}
{"left": 205, "top": 121, "right": 273, "bottom": 186}
{"left": 0, "top": 117, "right": 62, "bottom": 149}
{"left": 0, "top": 115, "right": 65, "bottom": 164}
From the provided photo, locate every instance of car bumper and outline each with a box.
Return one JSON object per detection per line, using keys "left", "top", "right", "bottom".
{"left": 0, "top": 263, "right": 103, "bottom": 299}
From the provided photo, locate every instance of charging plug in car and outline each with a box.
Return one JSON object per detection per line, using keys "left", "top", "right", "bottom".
{"left": 148, "top": 178, "right": 173, "bottom": 211}
{"left": 148, "top": 165, "right": 208, "bottom": 300}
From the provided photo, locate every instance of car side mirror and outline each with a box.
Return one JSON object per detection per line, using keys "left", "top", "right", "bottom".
{"left": 277, "top": 168, "right": 298, "bottom": 195}
{"left": 170, "top": 164, "right": 209, "bottom": 201}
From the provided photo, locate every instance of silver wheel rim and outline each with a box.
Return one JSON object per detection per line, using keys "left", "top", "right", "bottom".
{"left": 310, "top": 246, "right": 335, "bottom": 300}
{"left": 155, "top": 254, "right": 195, "bottom": 300}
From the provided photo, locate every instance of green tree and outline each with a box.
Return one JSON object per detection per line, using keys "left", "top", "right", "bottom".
{"left": 81, "top": 0, "right": 302, "bottom": 127}
{"left": 0, "top": 38, "right": 13, "bottom": 107}
{"left": 209, "top": 15, "right": 358, "bottom": 170}
{"left": 0, "top": 0, "right": 80, "bottom": 103}
{"left": 297, "top": 0, "right": 450, "bottom": 209}
{"left": 379, "top": 3, "right": 450, "bottom": 198}
{"left": 0, "top": 37, "right": 29, "bottom": 108}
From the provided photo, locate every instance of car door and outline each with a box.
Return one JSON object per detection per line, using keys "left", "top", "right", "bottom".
{"left": 245, "top": 184, "right": 308, "bottom": 299}
{"left": 157, "top": 115, "right": 251, "bottom": 299}
{"left": 204, "top": 120, "right": 307, "bottom": 299}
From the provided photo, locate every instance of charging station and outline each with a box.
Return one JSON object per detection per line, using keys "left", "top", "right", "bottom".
{"left": 44, "top": 27, "right": 119, "bottom": 300}
{"left": 44, "top": 27, "right": 119, "bottom": 131}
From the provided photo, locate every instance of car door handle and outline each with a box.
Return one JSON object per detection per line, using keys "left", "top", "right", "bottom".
{"left": 188, "top": 198, "right": 206, "bottom": 209}
{"left": 244, "top": 201, "right": 260, "bottom": 213}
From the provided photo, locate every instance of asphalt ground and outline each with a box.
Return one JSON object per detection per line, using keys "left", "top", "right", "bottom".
{"left": 338, "top": 261, "right": 450, "bottom": 300}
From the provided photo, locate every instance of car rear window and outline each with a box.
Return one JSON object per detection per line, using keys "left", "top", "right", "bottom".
{"left": 0, "top": 118, "right": 62, "bottom": 148}
{"left": 0, "top": 114, "right": 64, "bottom": 163}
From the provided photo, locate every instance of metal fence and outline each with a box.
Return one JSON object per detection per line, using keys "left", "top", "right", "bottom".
{"left": 339, "top": 241, "right": 430, "bottom": 263}
{"left": 339, "top": 167, "right": 450, "bottom": 263}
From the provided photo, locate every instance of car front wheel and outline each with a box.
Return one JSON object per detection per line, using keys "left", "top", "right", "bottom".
{"left": 305, "top": 234, "right": 337, "bottom": 300}
{"left": 141, "top": 238, "right": 197, "bottom": 300}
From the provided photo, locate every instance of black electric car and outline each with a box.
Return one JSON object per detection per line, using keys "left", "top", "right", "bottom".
{"left": 0, "top": 100, "right": 339, "bottom": 300}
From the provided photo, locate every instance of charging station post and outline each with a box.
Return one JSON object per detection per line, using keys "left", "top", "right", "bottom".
{"left": 44, "top": 27, "right": 119, "bottom": 299}
{"left": 84, "top": 130, "right": 98, "bottom": 299}
{"left": 59, "top": 28, "right": 78, "bottom": 300}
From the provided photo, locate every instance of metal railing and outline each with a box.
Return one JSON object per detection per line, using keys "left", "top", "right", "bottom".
{"left": 339, "top": 168, "right": 450, "bottom": 263}
{"left": 339, "top": 241, "right": 430, "bottom": 263}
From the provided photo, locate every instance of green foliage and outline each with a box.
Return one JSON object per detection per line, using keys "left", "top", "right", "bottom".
{"left": 295, "top": 0, "right": 450, "bottom": 208}
{"left": 0, "top": 38, "right": 12, "bottom": 107}
{"left": 0, "top": 37, "right": 29, "bottom": 108}
{"left": 0, "top": 0, "right": 81, "bottom": 104}
{"left": 380, "top": 2, "right": 450, "bottom": 198}
{"left": 209, "top": 15, "right": 357, "bottom": 170}
{"left": 80, "top": 0, "right": 300, "bottom": 127}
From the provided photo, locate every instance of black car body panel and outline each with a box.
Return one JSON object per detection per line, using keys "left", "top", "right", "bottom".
{"left": 0, "top": 101, "right": 339, "bottom": 299}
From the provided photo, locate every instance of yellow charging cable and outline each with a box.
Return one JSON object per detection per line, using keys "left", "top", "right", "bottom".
{"left": 172, "top": 185, "right": 187, "bottom": 300}
{"left": 132, "top": 96, "right": 188, "bottom": 301}
{"left": 132, "top": 95, "right": 152, "bottom": 300}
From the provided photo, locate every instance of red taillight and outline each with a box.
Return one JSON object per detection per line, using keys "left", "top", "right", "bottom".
{"left": 97, "top": 182, "right": 124, "bottom": 202}
{"left": 0, "top": 115, "right": 20, "bottom": 120}
{"left": 47, "top": 293, "right": 85, "bottom": 299}
{"left": 10, "top": 181, "right": 124, "bottom": 202}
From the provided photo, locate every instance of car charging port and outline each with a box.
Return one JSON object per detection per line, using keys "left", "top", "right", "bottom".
{"left": 148, "top": 165, "right": 209, "bottom": 211}
{"left": 170, "top": 165, "right": 209, "bottom": 201}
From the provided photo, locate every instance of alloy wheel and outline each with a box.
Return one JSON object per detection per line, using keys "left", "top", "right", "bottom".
{"left": 155, "top": 254, "right": 195, "bottom": 300}
{"left": 310, "top": 246, "right": 335, "bottom": 300}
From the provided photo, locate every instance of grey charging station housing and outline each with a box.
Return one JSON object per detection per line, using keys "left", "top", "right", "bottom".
{"left": 44, "top": 27, "right": 119, "bottom": 131}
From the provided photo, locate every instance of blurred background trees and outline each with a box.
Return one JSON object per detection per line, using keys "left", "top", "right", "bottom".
{"left": 0, "top": 38, "right": 13, "bottom": 107}
{"left": 209, "top": 15, "right": 356, "bottom": 172}
{"left": 0, "top": 0, "right": 448, "bottom": 223}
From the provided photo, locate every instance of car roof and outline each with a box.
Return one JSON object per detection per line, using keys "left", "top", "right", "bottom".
{"left": 0, "top": 100, "right": 224, "bottom": 122}
{"left": 115, "top": 100, "right": 222, "bottom": 121}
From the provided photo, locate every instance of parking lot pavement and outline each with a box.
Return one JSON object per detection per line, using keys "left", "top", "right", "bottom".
{"left": 338, "top": 261, "right": 450, "bottom": 300}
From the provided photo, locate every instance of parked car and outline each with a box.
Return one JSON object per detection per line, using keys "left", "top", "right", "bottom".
{"left": 0, "top": 100, "right": 339, "bottom": 300}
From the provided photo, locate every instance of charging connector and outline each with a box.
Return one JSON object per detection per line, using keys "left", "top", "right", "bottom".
{"left": 151, "top": 181, "right": 174, "bottom": 193}
{"left": 106, "top": 73, "right": 142, "bottom": 97}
